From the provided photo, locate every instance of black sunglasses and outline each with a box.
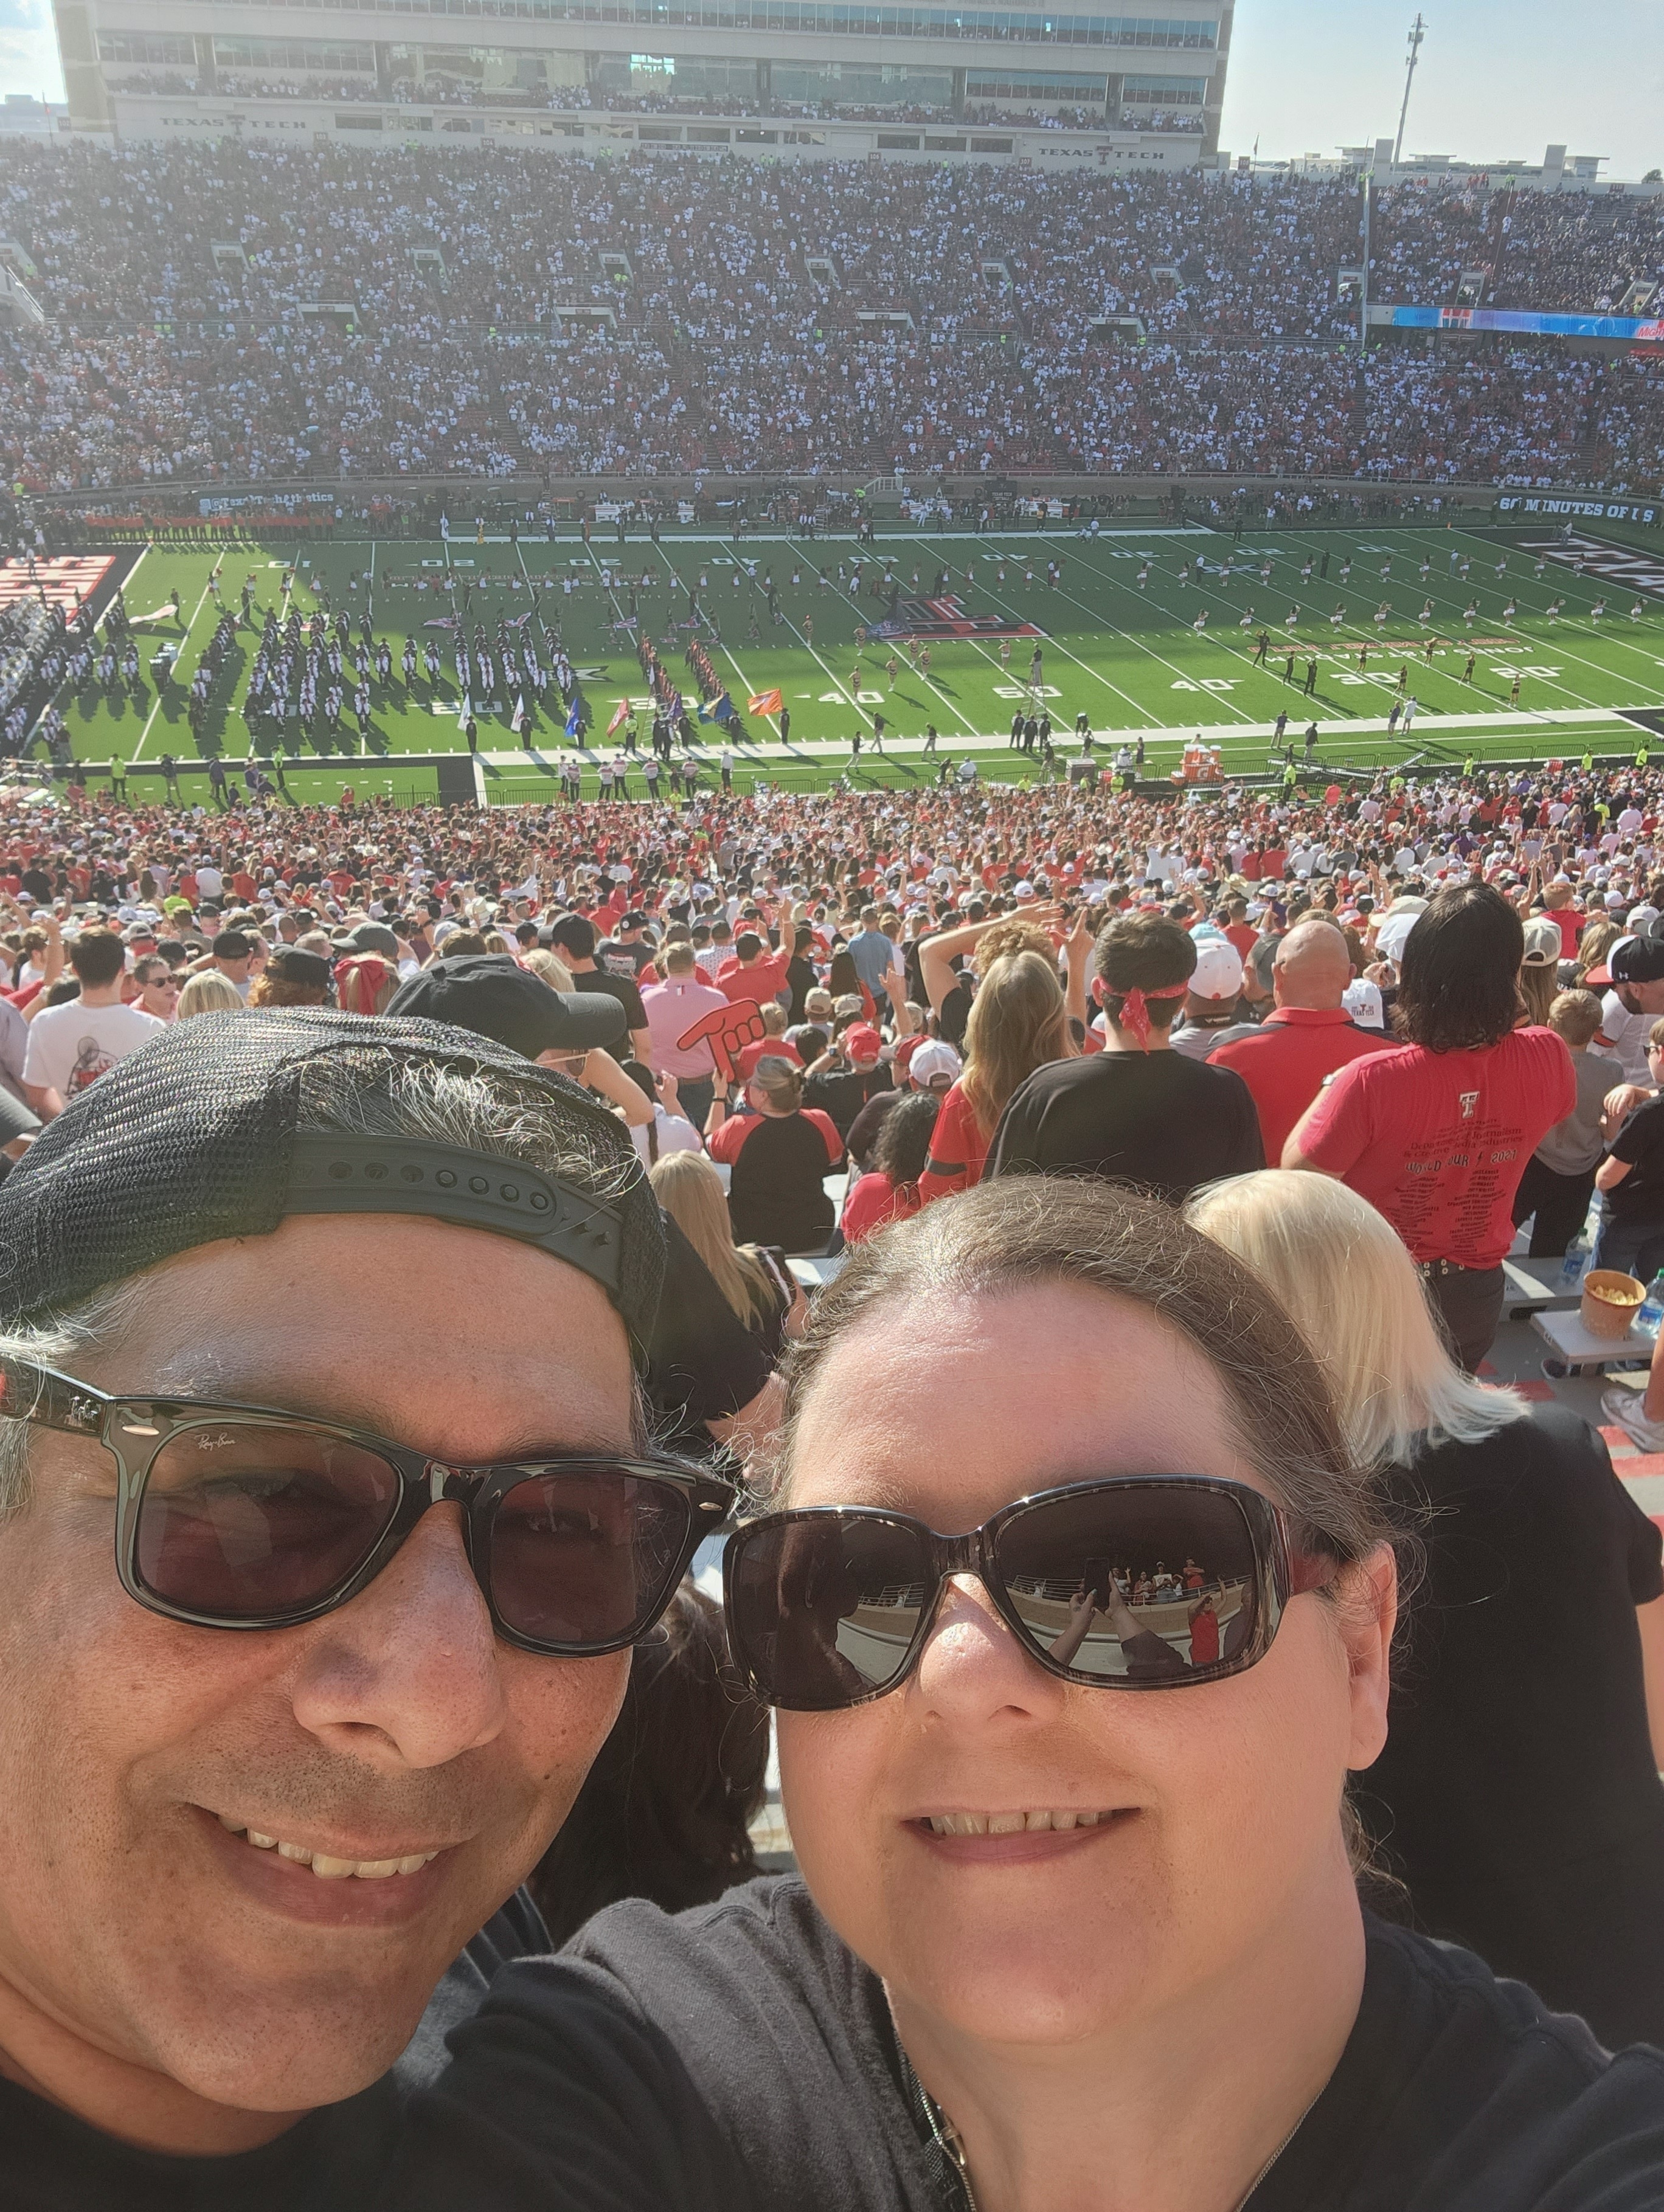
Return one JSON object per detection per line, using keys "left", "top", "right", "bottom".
{"left": 0, "top": 1357, "right": 730, "bottom": 1656}
{"left": 723, "top": 1478, "right": 1336, "bottom": 1712}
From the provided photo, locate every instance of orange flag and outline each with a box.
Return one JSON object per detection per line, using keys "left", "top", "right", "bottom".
{"left": 747, "top": 688, "right": 783, "bottom": 716}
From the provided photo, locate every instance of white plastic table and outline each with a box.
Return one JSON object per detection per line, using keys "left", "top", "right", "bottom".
{"left": 1531, "top": 1304, "right": 1655, "bottom": 1376}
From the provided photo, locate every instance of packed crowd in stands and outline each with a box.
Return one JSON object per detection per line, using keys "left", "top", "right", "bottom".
{"left": 0, "top": 142, "right": 1661, "bottom": 491}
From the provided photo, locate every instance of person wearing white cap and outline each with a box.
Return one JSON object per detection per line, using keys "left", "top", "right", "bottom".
{"left": 1170, "top": 936, "right": 1257, "bottom": 1060}
{"left": 1372, "top": 905, "right": 1425, "bottom": 968}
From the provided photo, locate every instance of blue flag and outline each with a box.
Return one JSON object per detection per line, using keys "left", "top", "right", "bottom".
{"left": 565, "top": 698, "right": 583, "bottom": 739}
{"left": 698, "top": 691, "right": 735, "bottom": 725}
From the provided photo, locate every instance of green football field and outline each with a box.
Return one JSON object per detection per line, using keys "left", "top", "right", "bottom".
{"left": 25, "top": 520, "right": 1664, "bottom": 809}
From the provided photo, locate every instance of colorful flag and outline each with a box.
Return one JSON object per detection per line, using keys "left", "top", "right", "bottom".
{"left": 697, "top": 691, "right": 735, "bottom": 725}
{"left": 605, "top": 697, "right": 631, "bottom": 736}
{"left": 747, "top": 688, "right": 783, "bottom": 716}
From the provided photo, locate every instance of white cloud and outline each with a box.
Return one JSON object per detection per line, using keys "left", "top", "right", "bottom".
{"left": 0, "top": 0, "right": 68, "bottom": 103}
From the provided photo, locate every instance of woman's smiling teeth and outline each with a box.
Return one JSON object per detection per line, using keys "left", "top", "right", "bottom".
{"left": 217, "top": 1814, "right": 439, "bottom": 1879}
{"left": 923, "top": 1809, "right": 1115, "bottom": 1836}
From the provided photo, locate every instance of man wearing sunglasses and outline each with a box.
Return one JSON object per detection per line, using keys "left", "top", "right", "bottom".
{"left": 130, "top": 952, "right": 184, "bottom": 1021}
{"left": 0, "top": 1009, "right": 728, "bottom": 2211}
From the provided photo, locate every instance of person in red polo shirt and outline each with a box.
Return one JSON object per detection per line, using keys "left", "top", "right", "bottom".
{"left": 716, "top": 928, "right": 791, "bottom": 1012}
{"left": 1207, "top": 918, "right": 1394, "bottom": 1164}
{"left": 1284, "top": 883, "right": 1575, "bottom": 1373}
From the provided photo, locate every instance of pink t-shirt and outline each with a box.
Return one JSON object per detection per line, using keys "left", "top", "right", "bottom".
{"left": 1297, "top": 1026, "right": 1575, "bottom": 1269}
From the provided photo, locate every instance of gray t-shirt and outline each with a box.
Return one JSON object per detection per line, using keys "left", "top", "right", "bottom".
{"left": 1536, "top": 1049, "right": 1620, "bottom": 1177}
{"left": 1171, "top": 1015, "right": 1261, "bottom": 1062}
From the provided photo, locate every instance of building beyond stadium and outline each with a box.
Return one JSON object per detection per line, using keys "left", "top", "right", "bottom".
{"left": 50, "top": 0, "right": 1230, "bottom": 167}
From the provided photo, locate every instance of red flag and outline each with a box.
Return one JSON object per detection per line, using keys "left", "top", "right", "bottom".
{"left": 605, "top": 697, "right": 631, "bottom": 736}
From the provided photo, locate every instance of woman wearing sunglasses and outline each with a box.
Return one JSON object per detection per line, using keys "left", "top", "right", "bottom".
{"left": 387, "top": 1181, "right": 1664, "bottom": 2212}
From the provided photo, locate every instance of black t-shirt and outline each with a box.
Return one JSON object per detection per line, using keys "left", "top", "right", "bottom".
{"left": 595, "top": 939, "right": 653, "bottom": 982}
{"left": 936, "top": 977, "right": 972, "bottom": 1052}
{"left": 571, "top": 968, "right": 648, "bottom": 1034}
{"left": 785, "top": 956, "right": 816, "bottom": 1025}
{"left": 988, "top": 1049, "right": 1264, "bottom": 1200}
{"left": 1607, "top": 1094, "right": 1664, "bottom": 1224}
{"left": 1356, "top": 1405, "right": 1664, "bottom": 2048}
{"left": 844, "top": 1085, "right": 902, "bottom": 1169}
{"left": 9, "top": 1892, "right": 545, "bottom": 2212}
{"left": 803, "top": 1062, "right": 893, "bottom": 1140}
{"left": 726, "top": 1115, "right": 837, "bottom": 1254}
{"left": 383, "top": 1876, "right": 1664, "bottom": 2212}
{"left": 646, "top": 1212, "right": 774, "bottom": 1448}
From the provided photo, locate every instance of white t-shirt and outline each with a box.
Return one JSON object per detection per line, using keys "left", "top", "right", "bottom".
{"left": 631, "top": 1108, "right": 704, "bottom": 1170}
{"left": 1596, "top": 991, "right": 1657, "bottom": 1088}
{"left": 22, "top": 1000, "right": 165, "bottom": 1102}
{"left": 195, "top": 865, "right": 224, "bottom": 901}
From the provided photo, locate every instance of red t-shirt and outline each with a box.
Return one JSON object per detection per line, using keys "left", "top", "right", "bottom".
{"left": 1544, "top": 906, "right": 1586, "bottom": 958}
{"left": 1295, "top": 1026, "right": 1575, "bottom": 1268}
{"left": 842, "top": 1170, "right": 924, "bottom": 1243}
{"left": 1206, "top": 1008, "right": 1396, "bottom": 1168}
{"left": 917, "top": 1080, "right": 991, "bottom": 1203}
{"left": 1223, "top": 923, "right": 1258, "bottom": 961}
{"left": 716, "top": 951, "right": 791, "bottom": 1007}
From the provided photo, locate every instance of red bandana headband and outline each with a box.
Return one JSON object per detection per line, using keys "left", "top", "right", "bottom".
{"left": 1114, "top": 978, "right": 1190, "bottom": 1052}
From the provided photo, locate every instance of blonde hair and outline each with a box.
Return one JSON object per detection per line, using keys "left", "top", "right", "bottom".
{"left": 1548, "top": 987, "right": 1602, "bottom": 1048}
{"left": 522, "top": 949, "right": 576, "bottom": 992}
{"left": 1517, "top": 959, "right": 1556, "bottom": 1028}
{"left": 973, "top": 916, "right": 1058, "bottom": 975}
{"left": 650, "top": 1151, "right": 780, "bottom": 1328}
{"left": 960, "top": 949, "right": 1070, "bottom": 1141}
{"left": 176, "top": 970, "right": 244, "bottom": 1019}
{"left": 1576, "top": 917, "right": 1621, "bottom": 983}
{"left": 1186, "top": 1171, "right": 1525, "bottom": 1470}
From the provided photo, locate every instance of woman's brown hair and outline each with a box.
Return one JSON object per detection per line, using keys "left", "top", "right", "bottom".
{"left": 773, "top": 1177, "right": 1394, "bottom": 1576}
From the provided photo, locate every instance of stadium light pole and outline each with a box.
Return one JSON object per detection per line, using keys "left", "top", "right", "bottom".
{"left": 1359, "top": 161, "right": 1371, "bottom": 355}
{"left": 1393, "top": 12, "right": 1426, "bottom": 170}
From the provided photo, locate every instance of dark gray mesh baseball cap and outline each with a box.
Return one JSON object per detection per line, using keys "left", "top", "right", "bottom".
{"left": 0, "top": 1009, "right": 664, "bottom": 1353}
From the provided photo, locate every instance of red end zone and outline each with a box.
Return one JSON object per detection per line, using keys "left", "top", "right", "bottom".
{"left": 0, "top": 556, "right": 117, "bottom": 613}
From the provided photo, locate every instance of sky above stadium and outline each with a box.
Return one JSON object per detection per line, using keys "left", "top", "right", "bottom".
{"left": 0, "top": 0, "right": 1657, "bottom": 181}
{"left": 1224, "top": 1, "right": 1657, "bottom": 178}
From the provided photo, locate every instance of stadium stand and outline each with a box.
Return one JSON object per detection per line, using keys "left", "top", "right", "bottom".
{"left": 0, "top": 143, "right": 1660, "bottom": 491}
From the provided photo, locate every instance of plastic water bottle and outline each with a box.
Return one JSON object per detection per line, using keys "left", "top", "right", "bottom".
{"left": 1559, "top": 1236, "right": 1590, "bottom": 1293}
{"left": 1638, "top": 1274, "right": 1664, "bottom": 1343}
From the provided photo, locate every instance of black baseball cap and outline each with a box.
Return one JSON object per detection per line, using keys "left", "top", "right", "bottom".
{"left": 0, "top": 1010, "right": 663, "bottom": 1355}
{"left": 1595, "top": 936, "right": 1664, "bottom": 989}
{"left": 388, "top": 954, "right": 625, "bottom": 1057}
{"left": 264, "top": 948, "right": 333, "bottom": 992}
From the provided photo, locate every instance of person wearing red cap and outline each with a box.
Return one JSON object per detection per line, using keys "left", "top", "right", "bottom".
{"left": 803, "top": 1021, "right": 893, "bottom": 1142}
